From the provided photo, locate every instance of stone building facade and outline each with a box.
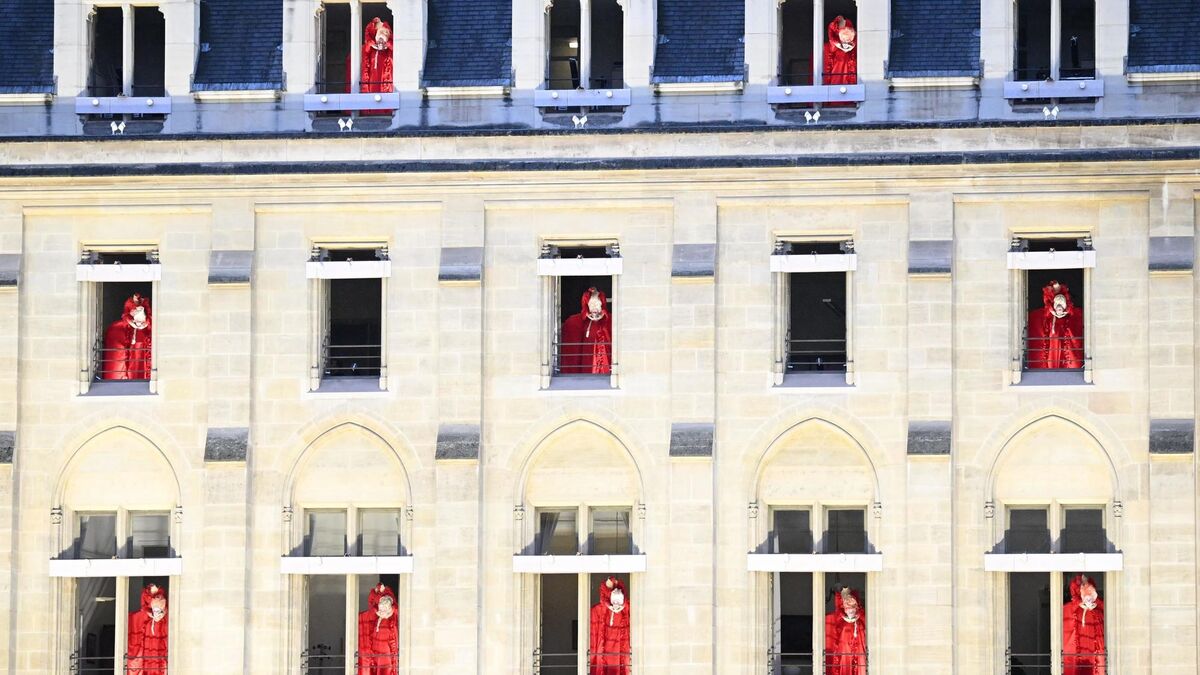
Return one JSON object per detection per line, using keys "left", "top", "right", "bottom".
{"left": 0, "top": 1, "right": 1197, "bottom": 675}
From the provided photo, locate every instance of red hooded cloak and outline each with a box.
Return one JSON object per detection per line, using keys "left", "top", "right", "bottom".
{"left": 824, "top": 587, "right": 866, "bottom": 675}
{"left": 1063, "top": 575, "right": 1106, "bottom": 675}
{"left": 559, "top": 288, "right": 612, "bottom": 375}
{"left": 357, "top": 583, "right": 400, "bottom": 675}
{"left": 126, "top": 584, "right": 168, "bottom": 674}
{"left": 822, "top": 16, "right": 858, "bottom": 86}
{"left": 102, "top": 294, "right": 152, "bottom": 381}
{"left": 361, "top": 18, "right": 394, "bottom": 94}
{"left": 1026, "top": 281, "right": 1084, "bottom": 369}
{"left": 588, "top": 576, "right": 630, "bottom": 675}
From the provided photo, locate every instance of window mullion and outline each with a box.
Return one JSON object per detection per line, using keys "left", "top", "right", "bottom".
{"left": 811, "top": 0, "right": 824, "bottom": 86}
{"left": 579, "top": 0, "right": 592, "bottom": 88}
{"left": 1049, "top": 0, "right": 1062, "bottom": 79}
{"left": 121, "top": 4, "right": 134, "bottom": 96}
{"left": 1051, "top": 571, "right": 1064, "bottom": 675}
{"left": 577, "top": 560, "right": 588, "bottom": 675}
{"left": 350, "top": 1, "right": 363, "bottom": 93}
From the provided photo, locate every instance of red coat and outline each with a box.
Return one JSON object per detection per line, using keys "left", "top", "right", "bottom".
{"left": 102, "top": 295, "right": 152, "bottom": 380}
{"left": 1063, "top": 575, "right": 1105, "bottom": 675}
{"left": 357, "top": 584, "right": 399, "bottom": 675}
{"left": 559, "top": 288, "right": 612, "bottom": 375}
{"left": 1026, "top": 281, "right": 1084, "bottom": 370}
{"left": 824, "top": 588, "right": 866, "bottom": 675}
{"left": 588, "top": 577, "right": 630, "bottom": 675}
{"left": 361, "top": 18, "right": 394, "bottom": 94}
{"left": 822, "top": 17, "right": 858, "bottom": 85}
{"left": 126, "top": 585, "right": 168, "bottom": 674}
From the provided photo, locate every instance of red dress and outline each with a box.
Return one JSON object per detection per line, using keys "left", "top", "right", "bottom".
{"left": 822, "top": 17, "right": 858, "bottom": 85}
{"left": 1026, "top": 281, "right": 1084, "bottom": 369}
{"left": 824, "top": 588, "right": 866, "bottom": 675}
{"left": 1063, "top": 575, "right": 1106, "bottom": 675}
{"left": 588, "top": 577, "right": 630, "bottom": 675}
{"left": 357, "top": 584, "right": 399, "bottom": 675}
{"left": 102, "top": 295, "right": 152, "bottom": 380}
{"left": 559, "top": 288, "right": 612, "bottom": 374}
{"left": 126, "top": 584, "right": 168, "bottom": 674}
{"left": 360, "top": 18, "right": 394, "bottom": 94}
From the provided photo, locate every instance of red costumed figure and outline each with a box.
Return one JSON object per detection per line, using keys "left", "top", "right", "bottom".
{"left": 1063, "top": 575, "right": 1106, "bottom": 675}
{"left": 357, "top": 583, "right": 399, "bottom": 675}
{"left": 824, "top": 587, "right": 866, "bottom": 675}
{"left": 588, "top": 577, "right": 630, "bottom": 675}
{"left": 822, "top": 16, "right": 858, "bottom": 85}
{"left": 1026, "top": 280, "right": 1084, "bottom": 370}
{"left": 102, "top": 294, "right": 152, "bottom": 380}
{"left": 126, "top": 584, "right": 168, "bottom": 674}
{"left": 360, "top": 17, "right": 394, "bottom": 114}
{"left": 559, "top": 288, "right": 612, "bottom": 375}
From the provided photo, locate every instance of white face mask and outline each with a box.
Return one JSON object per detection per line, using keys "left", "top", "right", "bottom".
{"left": 151, "top": 607, "right": 165, "bottom": 621}
{"left": 377, "top": 597, "right": 394, "bottom": 618}
{"left": 130, "top": 306, "right": 147, "bottom": 324}
{"left": 587, "top": 293, "right": 603, "bottom": 316}
{"left": 610, "top": 589, "right": 624, "bottom": 609}
{"left": 1052, "top": 294, "right": 1068, "bottom": 318}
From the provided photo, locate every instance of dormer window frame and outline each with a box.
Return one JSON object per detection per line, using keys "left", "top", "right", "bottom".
{"left": 535, "top": 0, "right": 631, "bottom": 108}
{"left": 304, "top": 1, "right": 402, "bottom": 114}
{"left": 76, "top": 3, "right": 173, "bottom": 116}
{"left": 768, "top": 0, "right": 866, "bottom": 105}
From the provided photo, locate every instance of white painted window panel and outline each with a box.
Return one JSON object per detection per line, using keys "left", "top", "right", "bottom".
{"left": 279, "top": 555, "right": 415, "bottom": 575}
{"left": 536, "top": 257, "right": 623, "bottom": 277}
{"left": 769, "top": 253, "right": 858, "bottom": 273}
{"left": 512, "top": 554, "right": 647, "bottom": 574}
{"left": 76, "top": 263, "right": 162, "bottom": 282}
{"left": 746, "top": 553, "right": 883, "bottom": 573}
{"left": 982, "top": 552, "right": 1123, "bottom": 572}
{"left": 1006, "top": 250, "right": 1096, "bottom": 270}
{"left": 305, "top": 260, "right": 392, "bottom": 279}
{"left": 49, "top": 557, "right": 183, "bottom": 577}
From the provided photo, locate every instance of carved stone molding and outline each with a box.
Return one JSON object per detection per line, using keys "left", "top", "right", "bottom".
{"left": 514, "top": 505, "right": 526, "bottom": 521}
{"left": 51, "top": 507, "right": 63, "bottom": 525}
{"left": 748, "top": 501, "right": 759, "bottom": 519}
{"left": 282, "top": 506, "right": 294, "bottom": 523}
{"left": 984, "top": 501, "right": 995, "bottom": 519}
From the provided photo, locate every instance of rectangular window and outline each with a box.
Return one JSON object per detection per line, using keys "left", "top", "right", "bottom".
{"left": 546, "top": 0, "right": 625, "bottom": 90}
{"left": 129, "top": 513, "right": 171, "bottom": 558}
{"left": 78, "top": 250, "right": 159, "bottom": 394}
{"left": 538, "top": 573, "right": 579, "bottom": 670}
{"left": 1016, "top": 239, "right": 1087, "bottom": 373}
{"left": 540, "top": 242, "right": 620, "bottom": 388}
{"left": 305, "top": 511, "right": 348, "bottom": 556}
{"left": 774, "top": 509, "right": 814, "bottom": 554}
{"left": 358, "top": 509, "right": 402, "bottom": 556}
{"left": 1008, "top": 572, "right": 1052, "bottom": 673}
{"left": 74, "top": 576, "right": 118, "bottom": 674}
{"left": 304, "top": 574, "right": 347, "bottom": 672}
{"left": 773, "top": 239, "right": 855, "bottom": 386}
{"left": 309, "top": 245, "right": 389, "bottom": 392}
{"left": 89, "top": 8, "right": 124, "bottom": 97}
{"left": 588, "top": 572, "right": 631, "bottom": 666}
{"left": 1005, "top": 508, "right": 1051, "bottom": 554}
{"left": 317, "top": 2, "right": 395, "bottom": 95}
{"left": 77, "top": 513, "right": 118, "bottom": 560}
{"left": 537, "top": 509, "right": 579, "bottom": 555}
{"left": 589, "top": 509, "right": 632, "bottom": 555}
{"left": 1014, "top": 0, "right": 1094, "bottom": 80}
{"left": 87, "top": 6, "right": 165, "bottom": 98}
{"left": 772, "top": 571, "right": 815, "bottom": 672}
{"left": 1060, "top": 508, "right": 1106, "bottom": 554}
{"left": 132, "top": 7, "right": 166, "bottom": 97}
{"left": 356, "top": 574, "right": 401, "bottom": 668}
{"left": 778, "top": 0, "right": 858, "bottom": 87}
{"left": 824, "top": 509, "right": 866, "bottom": 554}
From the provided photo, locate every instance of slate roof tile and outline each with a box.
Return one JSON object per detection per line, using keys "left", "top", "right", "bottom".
{"left": 888, "top": 0, "right": 980, "bottom": 77}
{"left": 1129, "top": 0, "right": 1200, "bottom": 71}
{"left": 0, "top": 0, "right": 55, "bottom": 93}
{"left": 652, "top": 0, "right": 745, "bottom": 83}
{"left": 194, "top": 0, "right": 284, "bottom": 90}
{"left": 423, "top": 0, "right": 513, "bottom": 87}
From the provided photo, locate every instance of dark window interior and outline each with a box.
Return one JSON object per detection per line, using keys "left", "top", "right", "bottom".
{"left": 1060, "top": 0, "right": 1095, "bottom": 79}
{"left": 548, "top": 0, "right": 581, "bottom": 88}
{"left": 1015, "top": 0, "right": 1051, "bottom": 80}
{"left": 1005, "top": 508, "right": 1051, "bottom": 554}
{"left": 778, "top": 572, "right": 814, "bottom": 668}
{"left": 132, "top": 7, "right": 165, "bottom": 97}
{"left": 788, "top": 271, "right": 847, "bottom": 372}
{"left": 774, "top": 510, "right": 814, "bottom": 554}
{"left": 1060, "top": 508, "right": 1106, "bottom": 553}
{"left": 96, "top": 282, "right": 153, "bottom": 381}
{"left": 320, "top": 4, "right": 351, "bottom": 93}
{"left": 326, "top": 278, "right": 382, "bottom": 378}
{"left": 539, "top": 573, "right": 578, "bottom": 668}
{"left": 1025, "top": 268, "right": 1084, "bottom": 313}
{"left": 306, "top": 574, "right": 346, "bottom": 669}
{"left": 1008, "top": 573, "right": 1051, "bottom": 672}
{"left": 90, "top": 8, "right": 124, "bottom": 97}
{"left": 556, "top": 247, "right": 613, "bottom": 324}
{"left": 590, "top": 0, "right": 624, "bottom": 88}
{"left": 780, "top": 0, "right": 814, "bottom": 85}
{"left": 824, "top": 509, "right": 865, "bottom": 554}
{"left": 76, "top": 576, "right": 117, "bottom": 673}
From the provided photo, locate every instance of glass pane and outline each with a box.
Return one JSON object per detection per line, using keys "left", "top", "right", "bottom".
{"left": 127, "top": 577, "right": 169, "bottom": 672}
{"left": 305, "top": 511, "right": 347, "bottom": 557}
{"left": 1061, "top": 508, "right": 1105, "bottom": 553}
{"left": 776, "top": 572, "right": 814, "bottom": 672}
{"left": 130, "top": 514, "right": 171, "bottom": 558}
{"left": 77, "top": 514, "right": 118, "bottom": 560}
{"left": 1006, "top": 508, "right": 1051, "bottom": 554}
{"left": 76, "top": 577, "right": 117, "bottom": 674}
{"left": 1009, "top": 573, "right": 1052, "bottom": 671}
{"left": 539, "top": 574, "right": 578, "bottom": 670}
{"left": 824, "top": 509, "right": 865, "bottom": 554}
{"left": 359, "top": 509, "right": 401, "bottom": 556}
{"left": 589, "top": 573, "right": 631, "bottom": 668}
{"left": 357, "top": 575, "right": 400, "bottom": 669}
{"left": 824, "top": 573, "right": 866, "bottom": 672}
{"left": 589, "top": 510, "right": 631, "bottom": 555}
{"left": 1059, "top": 0, "right": 1095, "bottom": 78}
{"left": 305, "top": 575, "right": 347, "bottom": 671}
{"left": 774, "top": 510, "right": 814, "bottom": 554}
{"left": 537, "top": 510, "right": 578, "bottom": 555}
{"left": 1015, "top": 0, "right": 1051, "bottom": 80}
{"left": 788, "top": 272, "right": 848, "bottom": 372}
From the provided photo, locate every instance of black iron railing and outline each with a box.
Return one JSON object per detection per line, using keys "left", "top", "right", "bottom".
{"left": 532, "top": 649, "right": 577, "bottom": 673}
{"left": 316, "top": 79, "right": 349, "bottom": 95}
{"left": 824, "top": 651, "right": 869, "bottom": 673}
{"left": 1005, "top": 649, "right": 1051, "bottom": 674}
{"left": 786, "top": 337, "right": 848, "bottom": 372}
{"left": 92, "top": 338, "right": 152, "bottom": 382}
{"left": 553, "top": 338, "right": 614, "bottom": 375}
{"left": 1062, "top": 652, "right": 1107, "bottom": 674}
{"left": 300, "top": 649, "right": 344, "bottom": 673}
{"left": 69, "top": 653, "right": 168, "bottom": 674}
{"left": 1022, "top": 332, "right": 1085, "bottom": 371}
{"left": 1013, "top": 67, "right": 1052, "bottom": 81}
{"left": 321, "top": 338, "right": 382, "bottom": 377}
{"left": 124, "top": 655, "right": 169, "bottom": 673}
{"left": 766, "top": 650, "right": 815, "bottom": 674}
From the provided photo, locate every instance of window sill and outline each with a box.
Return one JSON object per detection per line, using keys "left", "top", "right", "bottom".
{"left": 307, "top": 377, "right": 388, "bottom": 397}
{"left": 534, "top": 88, "right": 632, "bottom": 108}
{"left": 543, "top": 374, "right": 618, "bottom": 392}
{"left": 512, "top": 553, "right": 646, "bottom": 574}
{"left": 75, "top": 96, "right": 172, "bottom": 115}
{"left": 767, "top": 83, "right": 865, "bottom": 105}
{"left": 279, "top": 555, "right": 413, "bottom": 575}
{"left": 303, "top": 92, "right": 400, "bottom": 112}
{"left": 1013, "top": 371, "right": 1089, "bottom": 387}
{"left": 775, "top": 372, "right": 852, "bottom": 389}
{"left": 746, "top": 553, "right": 883, "bottom": 573}
{"left": 49, "top": 557, "right": 182, "bottom": 578}
{"left": 1003, "top": 78, "right": 1103, "bottom": 99}
{"left": 81, "top": 381, "right": 154, "bottom": 398}
{"left": 983, "top": 552, "right": 1122, "bottom": 573}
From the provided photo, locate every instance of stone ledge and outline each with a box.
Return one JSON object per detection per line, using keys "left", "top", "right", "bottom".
{"left": 672, "top": 244, "right": 716, "bottom": 278}
{"left": 439, "top": 247, "right": 483, "bottom": 282}
{"left": 670, "top": 423, "right": 714, "bottom": 458}
{"left": 436, "top": 424, "right": 480, "bottom": 460}
{"left": 208, "top": 250, "right": 253, "bottom": 284}
{"left": 1149, "top": 419, "right": 1194, "bottom": 454}
{"left": 909, "top": 240, "right": 952, "bottom": 275}
{"left": 205, "top": 427, "right": 249, "bottom": 462}
{"left": 908, "top": 421, "right": 951, "bottom": 455}
{"left": 1149, "top": 236, "right": 1193, "bottom": 271}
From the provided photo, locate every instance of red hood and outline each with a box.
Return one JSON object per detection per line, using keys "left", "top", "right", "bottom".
{"left": 599, "top": 576, "right": 625, "bottom": 606}
{"left": 1042, "top": 281, "right": 1075, "bottom": 311}
{"left": 833, "top": 586, "right": 862, "bottom": 615}
{"left": 122, "top": 294, "right": 152, "bottom": 322}
{"left": 364, "top": 17, "right": 393, "bottom": 49}
{"left": 368, "top": 583, "right": 396, "bottom": 611}
{"left": 579, "top": 288, "right": 608, "bottom": 316}
{"left": 140, "top": 583, "right": 166, "bottom": 613}
{"left": 827, "top": 16, "right": 856, "bottom": 44}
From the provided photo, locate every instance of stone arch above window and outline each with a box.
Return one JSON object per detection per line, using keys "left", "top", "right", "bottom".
{"left": 519, "top": 420, "right": 643, "bottom": 506}
{"left": 751, "top": 417, "right": 880, "bottom": 506}
{"left": 287, "top": 422, "right": 411, "bottom": 507}
{"left": 56, "top": 426, "right": 180, "bottom": 512}
{"left": 987, "top": 414, "right": 1119, "bottom": 505}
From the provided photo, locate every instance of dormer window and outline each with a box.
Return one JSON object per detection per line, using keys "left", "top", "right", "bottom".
{"left": 771, "top": 0, "right": 864, "bottom": 106}
{"left": 80, "top": 5, "right": 171, "bottom": 117}
{"left": 546, "top": 0, "right": 624, "bottom": 90}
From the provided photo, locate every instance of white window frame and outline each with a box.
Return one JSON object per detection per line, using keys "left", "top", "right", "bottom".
{"left": 541, "top": 0, "right": 626, "bottom": 93}
{"left": 772, "top": 237, "right": 856, "bottom": 387}
{"left": 308, "top": 243, "right": 390, "bottom": 392}
{"left": 77, "top": 246, "right": 160, "bottom": 396}
{"left": 1007, "top": 234, "right": 1094, "bottom": 385}
{"left": 768, "top": 0, "right": 866, "bottom": 105}
{"left": 77, "top": 3, "right": 172, "bottom": 115}
{"left": 538, "top": 240, "right": 622, "bottom": 390}
{"left": 1004, "top": 0, "right": 1103, "bottom": 99}
{"left": 52, "top": 509, "right": 181, "bottom": 675}
{"left": 284, "top": 506, "right": 411, "bottom": 675}
{"left": 987, "top": 502, "right": 1117, "bottom": 675}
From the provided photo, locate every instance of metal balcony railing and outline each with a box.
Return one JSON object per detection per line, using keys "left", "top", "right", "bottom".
{"left": 1062, "top": 652, "right": 1107, "bottom": 674}
{"left": 766, "top": 650, "right": 814, "bottom": 675}
{"left": 531, "top": 649, "right": 633, "bottom": 674}
{"left": 124, "top": 655, "right": 169, "bottom": 673}
{"left": 1005, "top": 649, "right": 1051, "bottom": 674}
{"left": 357, "top": 651, "right": 401, "bottom": 671}
{"left": 300, "top": 649, "right": 344, "bottom": 673}
{"left": 553, "top": 338, "right": 614, "bottom": 376}
{"left": 69, "top": 653, "right": 168, "bottom": 674}
{"left": 1022, "top": 332, "right": 1085, "bottom": 371}
{"left": 786, "top": 338, "right": 848, "bottom": 372}
{"left": 92, "top": 338, "right": 152, "bottom": 382}
{"left": 823, "top": 651, "right": 869, "bottom": 673}
{"left": 320, "top": 338, "right": 383, "bottom": 378}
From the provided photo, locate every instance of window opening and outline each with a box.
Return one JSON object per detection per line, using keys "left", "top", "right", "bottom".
{"left": 1015, "top": 0, "right": 1051, "bottom": 80}
{"left": 132, "top": 7, "right": 165, "bottom": 97}
{"left": 548, "top": 0, "right": 582, "bottom": 89}
{"left": 324, "top": 278, "right": 382, "bottom": 378}
{"left": 1060, "top": 508, "right": 1106, "bottom": 554}
{"left": 537, "top": 573, "right": 579, "bottom": 672}
{"left": 360, "top": 4, "right": 394, "bottom": 96}
{"left": 356, "top": 574, "right": 400, "bottom": 672}
{"left": 319, "top": 4, "right": 352, "bottom": 94}
{"left": 546, "top": 0, "right": 624, "bottom": 91}
{"left": 304, "top": 574, "right": 347, "bottom": 673}
{"left": 74, "top": 576, "right": 118, "bottom": 675}
{"left": 1005, "top": 508, "right": 1051, "bottom": 554}
{"left": 552, "top": 246, "right": 615, "bottom": 378}
{"left": 824, "top": 573, "right": 867, "bottom": 673}
{"left": 1014, "top": 0, "right": 1094, "bottom": 81}
{"left": 774, "top": 509, "right": 814, "bottom": 554}
{"left": 590, "top": 0, "right": 624, "bottom": 88}
{"left": 778, "top": 0, "right": 857, "bottom": 89}
{"left": 89, "top": 8, "right": 124, "bottom": 98}
{"left": 537, "top": 510, "right": 579, "bottom": 556}
{"left": 774, "top": 571, "right": 815, "bottom": 673}
{"left": 1023, "top": 266, "right": 1084, "bottom": 373}
{"left": 589, "top": 509, "right": 632, "bottom": 555}
{"left": 305, "top": 511, "right": 348, "bottom": 557}
{"left": 126, "top": 577, "right": 169, "bottom": 674}
{"left": 1060, "top": 0, "right": 1095, "bottom": 79}
{"left": 588, "top": 573, "right": 631, "bottom": 671}
{"left": 358, "top": 509, "right": 402, "bottom": 556}
{"left": 318, "top": 3, "right": 395, "bottom": 96}
{"left": 824, "top": 509, "right": 866, "bottom": 554}
{"left": 95, "top": 282, "right": 153, "bottom": 382}
{"left": 1007, "top": 573, "right": 1052, "bottom": 674}
{"left": 77, "top": 513, "right": 118, "bottom": 560}
{"left": 779, "top": 1, "right": 814, "bottom": 85}
{"left": 787, "top": 268, "right": 847, "bottom": 373}
{"left": 1061, "top": 573, "right": 1106, "bottom": 671}
{"left": 129, "top": 513, "right": 171, "bottom": 558}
